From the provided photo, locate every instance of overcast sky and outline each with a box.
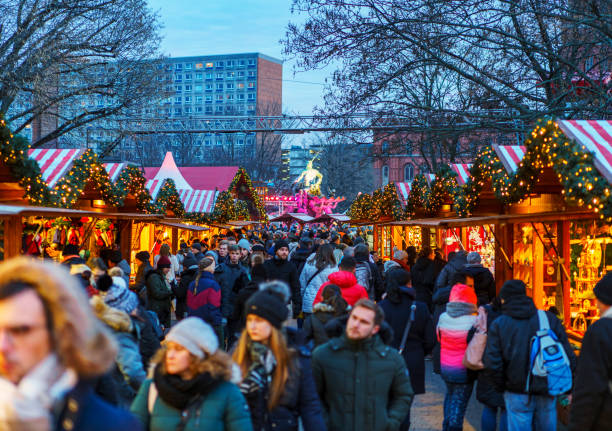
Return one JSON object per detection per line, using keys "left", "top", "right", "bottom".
{"left": 147, "top": 0, "right": 331, "bottom": 116}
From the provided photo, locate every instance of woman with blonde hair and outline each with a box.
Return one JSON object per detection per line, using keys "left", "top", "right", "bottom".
{"left": 131, "top": 317, "right": 252, "bottom": 431}
{"left": 233, "top": 282, "right": 325, "bottom": 431}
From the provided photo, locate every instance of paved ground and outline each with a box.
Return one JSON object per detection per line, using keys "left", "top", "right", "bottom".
{"left": 411, "top": 361, "right": 484, "bottom": 431}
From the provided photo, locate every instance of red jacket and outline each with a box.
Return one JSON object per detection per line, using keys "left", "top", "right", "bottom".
{"left": 313, "top": 271, "right": 368, "bottom": 307}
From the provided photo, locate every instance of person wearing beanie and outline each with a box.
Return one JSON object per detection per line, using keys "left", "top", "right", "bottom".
{"left": 437, "top": 283, "right": 478, "bottom": 431}
{"left": 60, "top": 243, "right": 86, "bottom": 267}
{"left": 263, "top": 239, "right": 302, "bottom": 319}
{"left": 174, "top": 254, "right": 198, "bottom": 321}
{"left": 187, "top": 258, "right": 224, "bottom": 345}
{"left": 130, "top": 317, "right": 253, "bottom": 431}
{"left": 233, "top": 254, "right": 267, "bottom": 332}
{"left": 237, "top": 238, "right": 252, "bottom": 274}
{"left": 232, "top": 288, "right": 326, "bottom": 431}
{"left": 144, "top": 254, "right": 173, "bottom": 329}
{"left": 134, "top": 250, "right": 152, "bottom": 304}
{"left": 103, "top": 276, "right": 140, "bottom": 315}
{"left": 484, "top": 280, "right": 576, "bottom": 431}
{"left": 463, "top": 251, "right": 496, "bottom": 306}
{"left": 569, "top": 273, "right": 612, "bottom": 431}
{"left": 190, "top": 241, "right": 205, "bottom": 261}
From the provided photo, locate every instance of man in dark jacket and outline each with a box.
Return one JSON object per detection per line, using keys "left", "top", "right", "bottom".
{"left": 290, "top": 236, "right": 313, "bottom": 276}
{"left": 312, "top": 299, "right": 413, "bottom": 431}
{"left": 144, "top": 255, "right": 173, "bottom": 329}
{"left": 354, "top": 243, "right": 384, "bottom": 301}
{"left": 133, "top": 251, "right": 152, "bottom": 305}
{"left": 462, "top": 251, "right": 495, "bottom": 306}
{"left": 434, "top": 249, "right": 468, "bottom": 293}
{"left": 484, "top": 279, "right": 576, "bottom": 431}
{"left": 411, "top": 246, "right": 437, "bottom": 312}
{"left": 569, "top": 273, "right": 612, "bottom": 431}
{"left": 215, "top": 245, "right": 249, "bottom": 344}
{"left": 264, "top": 240, "right": 302, "bottom": 318}
{"left": 190, "top": 242, "right": 205, "bottom": 261}
{"left": 174, "top": 254, "right": 198, "bottom": 320}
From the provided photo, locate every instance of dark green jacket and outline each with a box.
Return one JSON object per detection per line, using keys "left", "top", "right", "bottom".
{"left": 130, "top": 379, "right": 253, "bottom": 431}
{"left": 145, "top": 270, "right": 172, "bottom": 317}
{"left": 312, "top": 334, "right": 413, "bottom": 431}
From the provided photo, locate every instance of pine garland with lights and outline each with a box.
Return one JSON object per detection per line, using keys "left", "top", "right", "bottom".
{"left": 152, "top": 179, "right": 185, "bottom": 217}
{"left": 235, "top": 200, "right": 250, "bottom": 220}
{"left": 348, "top": 192, "right": 372, "bottom": 220}
{"left": 228, "top": 167, "right": 267, "bottom": 221}
{"left": 212, "top": 190, "right": 237, "bottom": 223}
{"left": 380, "top": 183, "right": 404, "bottom": 220}
{"left": 0, "top": 116, "right": 53, "bottom": 205}
{"left": 114, "top": 165, "right": 154, "bottom": 212}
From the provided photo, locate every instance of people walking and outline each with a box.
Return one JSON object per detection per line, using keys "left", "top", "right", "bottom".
{"left": 187, "top": 257, "right": 224, "bottom": 344}
{"left": 299, "top": 243, "right": 337, "bottom": 315}
{"left": 462, "top": 252, "right": 496, "bottom": 306}
{"left": 302, "top": 284, "right": 348, "bottom": 348}
{"left": 411, "top": 246, "right": 437, "bottom": 312}
{"left": 0, "top": 257, "right": 141, "bottom": 430}
{"left": 263, "top": 240, "right": 302, "bottom": 319}
{"left": 312, "top": 256, "right": 368, "bottom": 307}
{"left": 569, "top": 273, "right": 612, "bottom": 431}
{"left": 379, "top": 269, "right": 435, "bottom": 430}
{"left": 233, "top": 284, "right": 326, "bottom": 431}
{"left": 484, "top": 280, "right": 577, "bottom": 431}
{"left": 354, "top": 243, "right": 384, "bottom": 300}
{"left": 311, "top": 299, "right": 414, "bottom": 431}
{"left": 437, "top": 283, "right": 478, "bottom": 431}
{"left": 175, "top": 254, "right": 198, "bottom": 321}
{"left": 145, "top": 255, "right": 173, "bottom": 330}
{"left": 131, "top": 317, "right": 252, "bottom": 431}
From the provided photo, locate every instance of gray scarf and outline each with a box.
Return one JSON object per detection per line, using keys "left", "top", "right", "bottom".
{"left": 446, "top": 301, "right": 477, "bottom": 318}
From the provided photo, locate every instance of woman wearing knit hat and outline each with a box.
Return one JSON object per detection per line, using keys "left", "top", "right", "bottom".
{"left": 131, "top": 317, "right": 253, "bottom": 431}
{"left": 145, "top": 255, "right": 173, "bottom": 330}
{"left": 232, "top": 284, "right": 326, "bottom": 431}
{"left": 437, "top": 283, "right": 478, "bottom": 431}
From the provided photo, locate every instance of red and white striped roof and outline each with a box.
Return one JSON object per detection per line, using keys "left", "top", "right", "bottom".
{"left": 395, "top": 182, "right": 411, "bottom": 203}
{"left": 492, "top": 145, "right": 526, "bottom": 174}
{"left": 28, "top": 149, "right": 86, "bottom": 189}
{"left": 557, "top": 120, "right": 612, "bottom": 184}
{"left": 425, "top": 173, "right": 436, "bottom": 184}
{"left": 450, "top": 163, "right": 473, "bottom": 185}
{"left": 103, "top": 163, "right": 134, "bottom": 183}
{"left": 178, "top": 189, "right": 218, "bottom": 213}
{"left": 145, "top": 179, "right": 165, "bottom": 200}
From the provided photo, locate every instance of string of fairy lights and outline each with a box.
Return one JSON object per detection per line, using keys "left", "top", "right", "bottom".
{"left": 349, "top": 118, "right": 612, "bottom": 222}
{"left": 0, "top": 115, "right": 268, "bottom": 222}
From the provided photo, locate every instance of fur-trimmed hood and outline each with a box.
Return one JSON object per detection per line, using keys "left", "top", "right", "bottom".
{"left": 90, "top": 295, "right": 132, "bottom": 333}
{"left": 312, "top": 302, "right": 335, "bottom": 314}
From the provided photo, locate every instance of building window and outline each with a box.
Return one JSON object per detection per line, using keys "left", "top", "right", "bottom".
{"left": 185, "top": 106, "right": 192, "bottom": 113}
{"left": 174, "top": 96, "right": 182, "bottom": 104}
{"left": 404, "top": 163, "right": 414, "bottom": 182}
{"left": 206, "top": 62, "right": 213, "bottom": 68}
{"left": 174, "top": 107, "right": 182, "bottom": 114}
{"left": 205, "top": 95, "right": 212, "bottom": 102}
{"left": 185, "top": 74, "right": 192, "bottom": 80}
{"left": 175, "top": 64, "right": 182, "bottom": 70}
{"left": 238, "top": 94, "right": 245, "bottom": 100}
{"left": 238, "top": 71, "right": 245, "bottom": 78}
{"left": 215, "top": 106, "right": 223, "bottom": 112}
{"left": 196, "top": 96, "right": 203, "bottom": 103}
{"left": 206, "top": 84, "right": 213, "bottom": 91}
{"left": 237, "top": 83, "right": 245, "bottom": 89}
{"left": 195, "top": 84, "right": 202, "bottom": 91}
{"left": 175, "top": 85, "right": 182, "bottom": 92}
{"left": 247, "top": 71, "right": 255, "bottom": 78}
{"left": 382, "top": 166, "right": 389, "bottom": 186}
{"left": 185, "top": 96, "right": 191, "bottom": 103}
{"left": 227, "top": 60, "right": 234, "bottom": 67}
{"left": 216, "top": 94, "right": 223, "bottom": 101}
{"left": 216, "top": 83, "right": 223, "bottom": 90}
{"left": 195, "top": 63, "right": 203, "bottom": 69}
{"left": 226, "top": 71, "right": 235, "bottom": 79}
{"left": 247, "top": 93, "right": 255, "bottom": 100}
{"left": 248, "top": 59, "right": 255, "bottom": 66}
{"left": 196, "top": 73, "right": 202, "bottom": 80}
{"left": 382, "top": 140, "right": 389, "bottom": 153}
{"left": 227, "top": 94, "right": 234, "bottom": 100}
{"left": 184, "top": 85, "right": 191, "bottom": 91}
{"left": 175, "top": 74, "right": 182, "bottom": 81}
{"left": 248, "top": 82, "right": 255, "bottom": 89}
{"left": 196, "top": 106, "right": 203, "bottom": 113}
{"left": 205, "top": 73, "right": 213, "bottom": 80}
{"left": 216, "top": 72, "right": 224, "bottom": 79}
{"left": 239, "top": 60, "right": 245, "bottom": 67}
{"left": 185, "top": 63, "right": 192, "bottom": 70}
{"left": 226, "top": 83, "right": 234, "bottom": 90}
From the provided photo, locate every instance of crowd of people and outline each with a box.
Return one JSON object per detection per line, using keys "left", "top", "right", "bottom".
{"left": 0, "top": 224, "right": 610, "bottom": 431}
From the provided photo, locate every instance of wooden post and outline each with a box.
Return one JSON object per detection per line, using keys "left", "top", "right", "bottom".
{"left": 559, "top": 220, "right": 571, "bottom": 327}
{"left": 4, "top": 215, "right": 23, "bottom": 259}
{"left": 118, "top": 220, "right": 132, "bottom": 267}
{"left": 171, "top": 227, "right": 178, "bottom": 252}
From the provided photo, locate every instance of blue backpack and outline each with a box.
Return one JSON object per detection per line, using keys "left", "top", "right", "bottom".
{"left": 525, "top": 310, "right": 572, "bottom": 396}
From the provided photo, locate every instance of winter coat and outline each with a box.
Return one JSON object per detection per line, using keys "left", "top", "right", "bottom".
{"left": 569, "top": 312, "right": 612, "bottom": 431}
{"left": 214, "top": 261, "right": 249, "bottom": 320}
{"left": 299, "top": 258, "right": 337, "bottom": 313}
{"left": 263, "top": 257, "right": 302, "bottom": 316}
{"left": 131, "top": 379, "right": 252, "bottom": 431}
{"left": 243, "top": 351, "right": 327, "bottom": 431}
{"left": 483, "top": 295, "right": 577, "bottom": 395}
{"left": 187, "top": 271, "right": 223, "bottom": 326}
{"left": 379, "top": 286, "right": 435, "bottom": 394}
{"left": 144, "top": 269, "right": 172, "bottom": 327}
{"left": 312, "top": 333, "right": 414, "bottom": 431}
{"left": 431, "top": 286, "right": 451, "bottom": 375}
{"left": 462, "top": 264, "right": 496, "bottom": 306}
{"left": 302, "top": 303, "right": 341, "bottom": 347}
{"left": 475, "top": 303, "right": 504, "bottom": 409}
{"left": 312, "top": 271, "right": 368, "bottom": 308}
{"left": 437, "top": 307, "right": 477, "bottom": 384}
{"left": 411, "top": 256, "right": 436, "bottom": 311}
{"left": 434, "top": 252, "right": 467, "bottom": 292}
{"left": 175, "top": 267, "right": 197, "bottom": 320}
{"left": 232, "top": 281, "right": 260, "bottom": 331}
{"left": 131, "top": 310, "right": 161, "bottom": 369}
{"left": 290, "top": 246, "right": 312, "bottom": 276}
{"left": 57, "top": 380, "right": 143, "bottom": 431}
{"left": 91, "top": 297, "right": 146, "bottom": 407}
{"left": 354, "top": 248, "right": 384, "bottom": 300}
{"left": 134, "top": 261, "right": 153, "bottom": 304}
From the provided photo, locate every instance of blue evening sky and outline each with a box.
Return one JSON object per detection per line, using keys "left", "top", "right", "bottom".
{"left": 147, "top": 0, "right": 332, "bottom": 116}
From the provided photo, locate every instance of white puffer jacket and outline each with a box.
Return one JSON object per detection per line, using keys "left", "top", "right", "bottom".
{"left": 299, "top": 257, "right": 337, "bottom": 313}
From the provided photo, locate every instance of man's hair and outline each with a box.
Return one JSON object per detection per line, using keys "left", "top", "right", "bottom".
{"left": 218, "top": 240, "right": 229, "bottom": 247}
{"left": 339, "top": 256, "right": 357, "bottom": 271}
{"left": 228, "top": 244, "right": 240, "bottom": 252}
{"left": 352, "top": 298, "right": 384, "bottom": 326}
{"left": 393, "top": 249, "right": 407, "bottom": 260}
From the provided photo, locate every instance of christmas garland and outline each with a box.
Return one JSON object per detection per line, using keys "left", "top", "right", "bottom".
{"left": 152, "top": 179, "right": 185, "bottom": 217}
{"left": 211, "top": 190, "right": 237, "bottom": 223}
{"left": 228, "top": 167, "right": 267, "bottom": 221}
{"left": 114, "top": 165, "right": 153, "bottom": 212}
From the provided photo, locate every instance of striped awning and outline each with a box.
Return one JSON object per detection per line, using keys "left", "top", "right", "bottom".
{"left": 395, "top": 182, "right": 411, "bottom": 203}
{"left": 492, "top": 145, "right": 526, "bottom": 174}
{"left": 450, "top": 163, "right": 473, "bottom": 185}
{"left": 104, "top": 163, "right": 134, "bottom": 183}
{"left": 557, "top": 120, "right": 612, "bottom": 184}
{"left": 28, "top": 149, "right": 86, "bottom": 189}
{"left": 178, "top": 189, "right": 218, "bottom": 213}
{"left": 425, "top": 173, "right": 436, "bottom": 185}
{"left": 145, "top": 179, "right": 165, "bottom": 200}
